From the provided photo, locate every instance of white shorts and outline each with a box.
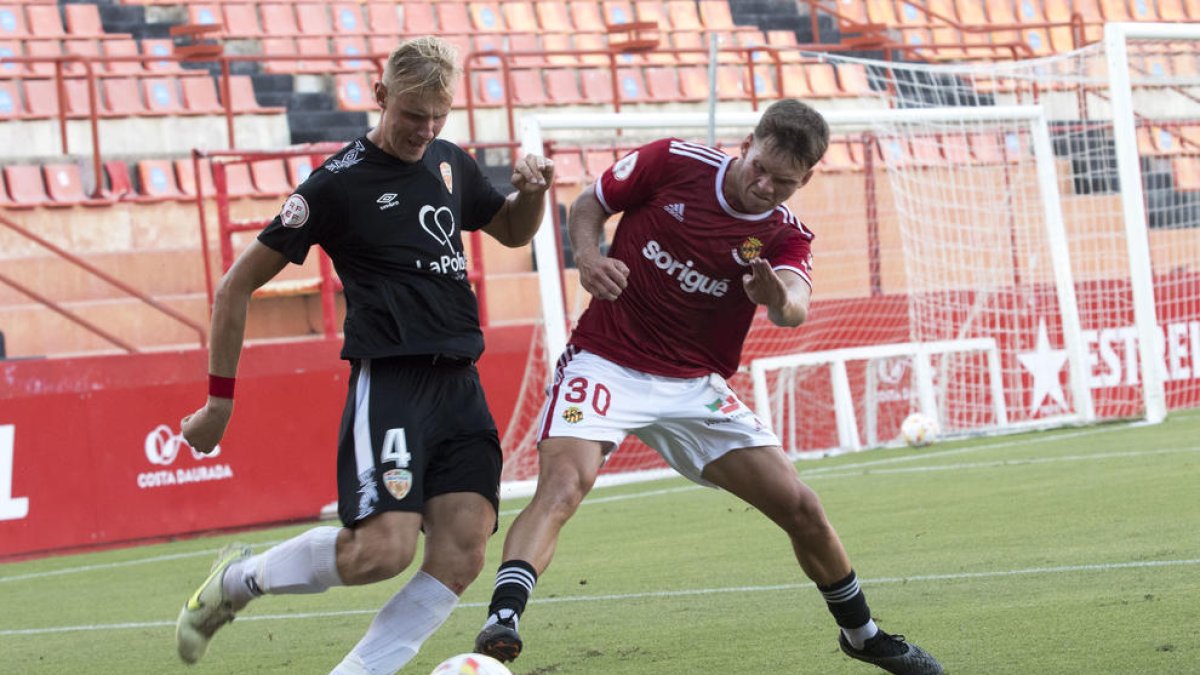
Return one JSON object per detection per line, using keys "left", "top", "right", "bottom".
{"left": 536, "top": 348, "right": 780, "bottom": 487}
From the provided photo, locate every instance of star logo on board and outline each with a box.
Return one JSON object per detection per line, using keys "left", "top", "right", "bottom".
{"left": 1017, "top": 318, "right": 1068, "bottom": 416}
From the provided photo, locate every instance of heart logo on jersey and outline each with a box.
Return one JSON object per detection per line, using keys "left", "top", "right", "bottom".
{"left": 419, "top": 204, "right": 457, "bottom": 253}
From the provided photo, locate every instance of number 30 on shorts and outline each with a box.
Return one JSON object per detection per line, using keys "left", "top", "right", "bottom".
{"left": 562, "top": 377, "right": 611, "bottom": 416}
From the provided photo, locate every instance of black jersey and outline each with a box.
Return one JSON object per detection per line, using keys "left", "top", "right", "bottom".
{"left": 258, "top": 137, "right": 507, "bottom": 360}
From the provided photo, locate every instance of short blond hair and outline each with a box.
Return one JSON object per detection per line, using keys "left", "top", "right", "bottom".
{"left": 383, "top": 36, "right": 461, "bottom": 103}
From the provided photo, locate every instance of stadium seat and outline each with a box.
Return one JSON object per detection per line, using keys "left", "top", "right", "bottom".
{"left": 583, "top": 148, "right": 615, "bottom": 180}
{"left": 535, "top": 1, "right": 572, "bottom": 32}
{"left": 45, "top": 162, "right": 104, "bottom": 206}
{"left": 250, "top": 159, "right": 292, "bottom": 196}
{"left": 296, "top": 4, "right": 332, "bottom": 35}
{"left": 715, "top": 64, "right": 748, "bottom": 99}
{"left": 187, "top": 4, "right": 223, "bottom": 29}
{"left": 435, "top": 2, "right": 471, "bottom": 34}
{"left": 472, "top": 34, "right": 505, "bottom": 68}
{"left": 579, "top": 67, "right": 614, "bottom": 103}
{"left": 62, "top": 39, "right": 101, "bottom": 76}
{"left": 643, "top": 66, "right": 683, "bottom": 101}
{"left": 0, "top": 40, "right": 18, "bottom": 77}
{"left": 228, "top": 75, "right": 283, "bottom": 113}
{"left": 24, "top": 40, "right": 60, "bottom": 77}
{"left": 258, "top": 4, "right": 301, "bottom": 37}
{"left": 502, "top": 1, "right": 539, "bottom": 32}
{"left": 0, "top": 6, "right": 30, "bottom": 39}
{"left": 665, "top": 0, "right": 703, "bottom": 30}
{"left": 65, "top": 4, "right": 121, "bottom": 40}
{"left": 102, "top": 39, "right": 145, "bottom": 76}
{"left": 136, "top": 159, "right": 185, "bottom": 201}
{"left": 603, "top": 0, "right": 636, "bottom": 25}
{"left": 969, "top": 132, "right": 1009, "bottom": 164}
{"left": 550, "top": 148, "right": 584, "bottom": 184}
{"left": 675, "top": 64, "right": 712, "bottom": 101}
{"left": 866, "top": 0, "right": 898, "bottom": 26}
{"left": 507, "top": 33, "right": 546, "bottom": 67}
{"left": 212, "top": 159, "right": 257, "bottom": 198}
{"left": 469, "top": 1, "right": 506, "bottom": 31}
{"left": 807, "top": 63, "right": 842, "bottom": 97}
{"left": 333, "top": 35, "right": 371, "bottom": 71}
{"left": 1155, "top": 0, "right": 1188, "bottom": 21}
{"left": 335, "top": 71, "right": 375, "bottom": 110}
{"left": 181, "top": 76, "right": 225, "bottom": 114}
{"left": 569, "top": 1, "right": 604, "bottom": 31}
{"left": 780, "top": 63, "right": 814, "bottom": 98}
{"left": 330, "top": 4, "right": 366, "bottom": 34}
{"left": 396, "top": 2, "right": 434, "bottom": 33}
{"left": 1172, "top": 156, "right": 1200, "bottom": 190}
{"left": 544, "top": 68, "right": 585, "bottom": 104}
{"left": 572, "top": 32, "right": 611, "bottom": 67}
{"left": 633, "top": 0, "right": 666, "bottom": 26}
{"left": 142, "top": 76, "right": 188, "bottom": 115}
{"left": 670, "top": 30, "right": 708, "bottom": 64}
{"left": 0, "top": 78, "right": 19, "bottom": 119}
{"left": 818, "top": 139, "right": 858, "bottom": 171}
{"left": 1098, "top": 0, "right": 1132, "bottom": 20}
{"left": 474, "top": 71, "right": 507, "bottom": 106}
{"left": 174, "top": 157, "right": 216, "bottom": 198}
{"left": 2, "top": 164, "right": 49, "bottom": 207}
{"left": 21, "top": 78, "right": 59, "bottom": 119}
{"left": 25, "top": 5, "right": 65, "bottom": 39}
{"left": 286, "top": 155, "right": 314, "bottom": 186}
{"left": 615, "top": 66, "right": 650, "bottom": 102}
{"left": 102, "top": 159, "right": 135, "bottom": 201}
{"left": 541, "top": 32, "right": 577, "bottom": 66}
{"left": 942, "top": 133, "right": 973, "bottom": 165}
{"left": 100, "top": 77, "right": 145, "bottom": 117}
{"left": 510, "top": 69, "right": 548, "bottom": 105}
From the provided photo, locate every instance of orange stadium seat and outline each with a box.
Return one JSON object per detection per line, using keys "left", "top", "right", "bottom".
{"left": 615, "top": 66, "right": 650, "bottom": 102}
{"left": 551, "top": 148, "right": 584, "bottom": 184}
{"left": 368, "top": 2, "right": 403, "bottom": 34}
{"left": 175, "top": 157, "right": 216, "bottom": 198}
{"left": 536, "top": 1, "right": 573, "bottom": 32}
{"left": 474, "top": 71, "right": 508, "bottom": 106}
{"left": 544, "top": 68, "right": 585, "bottom": 104}
{"left": 698, "top": 0, "right": 740, "bottom": 31}
{"left": 502, "top": 1, "right": 538, "bottom": 32}
{"left": 251, "top": 159, "right": 292, "bottom": 196}
{"left": 229, "top": 74, "right": 282, "bottom": 113}
{"left": 3, "top": 164, "right": 50, "bottom": 207}
{"left": 818, "top": 140, "right": 858, "bottom": 172}
{"left": 676, "top": 64, "right": 712, "bottom": 100}
{"left": 749, "top": 65, "right": 779, "bottom": 100}
{"left": 865, "top": 0, "right": 897, "bottom": 26}
{"left": 603, "top": 0, "right": 636, "bottom": 25}
{"left": 780, "top": 63, "right": 814, "bottom": 98}
{"left": 540, "top": 32, "right": 577, "bottom": 66}
{"left": 633, "top": 0, "right": 666, "bottom": 26}
{"left": 64, "top": 3, "right": 118, "bottom": 40}
{"left": 1099, "top": 0, "right": 1133, "bottom": 20}
{"left": 838, "top": 63, "right": 873, "bottom": 96}
{"left": 469, "top": 2, "right": 506, "bottom": 31}
{"left": 332, "top": 3, "right": 367, "bottom": 34}
{"left": 295, "top": 3, "right": 331, "bottom": 35}
{"left": 142, "top": 39, "right": 187, "bottom": 75}
{"left": 569, "top": 1, "right": 604, "bottom": 31}
{"left": 215, "top": 161, "right": 258, "bottom": 198}
{"left": 510, "top": 69, "right": 549, "bottom": 105}
{"left": 221, "top": 4, "right": 261, "bottom": 38}
{"left": 142, "top": 76, "right": 189, "bottom": 115}
{"left": 335, "top": 71, "right": 374, "bottom": 110}
{"left": 1155, "top": 0, "right": 1188, "bottom": 21}
{"left": 259, "top": 4, "right": 301, "bottom": 37}
{"left": 46, "top": 162, "right": 101, "bottom": 206}
{"left": 101, "top": 77, "right": 145, "bottom": 117}
{"left": 942, "top": 133, "right": 973, "bottom": 164}
{"left": 181, "top": 76, "right": 224, "bottom": 114}
{"left": 806, "top": 63, "right": 842, "bottom": 97}
{"left": 23, "top": 40, "right": 60, "bottom": 77}
{"left": 0, "top": 79, "right": 20, "bottom": 119}
{"left": 102, "top": 39, "right": 144, "bottom": 75}
{"left": 25, "top": 4, "right": 65, "bottom": 39}
{"left": 670, "top": 30, "right": 708, "bottom": 65}
{"left": 436, "top": 2, "right": 471, "bottom": 34}
{"left": 1173, "top": 155, "right": 1200, "bottom": 190}
{"left": 665, "top": 0, "right": 703, "bottom": 30}
{"left": 643, "top": 66, "right": 684, "bottom": 101}
{"left": 135, "top": 159, "right": 183, "bottom": 201}
{"left": 572, "top": 32, "right": 611, "bottom": 67}
{"left": 715, "top": 64, "right": 748, "bottom": 99}
{"left": 472, "top": 34, "right": 505, "bottom": 68}
{"left": 0, "top": 5, "right": 29, "bottom": 39}
{"left": 333, "top": 35, "right": 370, "bottom": 72}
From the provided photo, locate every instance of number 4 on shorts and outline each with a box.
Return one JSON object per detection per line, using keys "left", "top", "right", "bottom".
{"left": 381, "top": 428, "right": 412, "bottom": 468}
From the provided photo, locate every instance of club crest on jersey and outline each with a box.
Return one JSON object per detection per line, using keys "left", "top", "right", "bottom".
{"left": 280, "top": 194, "right": 309, "bottom": 228}
{"left": 562, "top": 406, "right": 584, "bottom": 424}
{"left": 731, "top": 236, "right": 763, "bottom": 266}
{"left": 612, "top": 151, "right": 638, "bottom": 181}
{"left": 383, "top": 468, "right": 413, "bottom": 500}
{"left": 439, "top": 161, "right": 453, "bottom": 193}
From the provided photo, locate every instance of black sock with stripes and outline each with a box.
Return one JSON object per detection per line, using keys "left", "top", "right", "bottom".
{"left": 818, "top": 570, "right": 878, "bottom": 648}
{"left": 487, "top": 560, "right": 538, "bottom": 626}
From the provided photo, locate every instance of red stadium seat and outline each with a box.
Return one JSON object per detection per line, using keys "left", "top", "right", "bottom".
{"left": 396, "top": 3, "right": 433, "bottom": 33}
{"left": 535, "top": 1, "right": 572, "bottom": 32}
{"left": 335, "top": 72, "right": 375, "bottom": 110}
{"left": 100, "top": 77, "right": 145, "bottom": 117}
{"left": 102, "top": 39, "right": 145, "bottom": 75}
{"left": 502, "top": 1, "right": 539, "bottom": 32}
{"left": 25, "top": 4, "right": 66, "bottom": 39}
{"left": 251, "top": 159, "right": 292, "bottom": 196}
{"left": 510, "top": 69, "right": 549, "bottom": 105}
{"left": 259, "top": 4, "right": 301, "bottom": 37}
{"left": 136, "top": 159, "right": 185, "bottom": 201}
{"left": 2, "top": 164, "right": 50, "bottom": 207}
{"left": 333, "top": 35, "right": 370, "bottom": 72}
{"left": 102, "top": 160, "right": 135, "bottom": 201}
{"left": 295, "top": 4, "right": 332, "bottom": 35}
{"left": 551, "top": 148, "right": 585, "bottom": 184}
{"left": 142, "top": 39, "right": 187, "bottom": 75}
{"left": 181, "top": 76, "right": 225, "bottom": 114}
{"left": 175, "top": 157, "right": 216, "bottom": 198}
{"left": 0, "top": 79, "right": 21, "bottom": 119}
{"left": 0, "top": 6, "right": 30, "bottom": 39}
{"left": 228, "top": 74, "right": 283, "bottom": 113}
{"left": 583, "top": 148, "right": 616, "bottom": 180}
{"left": 569, "top": 1, "right": 604, "bottom": 31}
{"left": 142, "top": 77, "right": 188, "bottom": 115}
{"left": 665, "top": 0, "right": 703, "bottom": 30}
{"left": 331, "top": 3, "right": 368, "bottom": 34}
{"left": 643, "top": 66, "right": 683, "bottom": 102}
{"left": 544, "top": 68, "right": 585, "bottom": 104}
{"left": 65, "top": 4, "right": 121, "bottom": 40}
{"left": 44, "top": 162, "right": 106, "bottom": 206}
{"left": 435, "top": 2, "right": 471, "bottom": 35}
{"left": 469, "top": 1, "right": 506, "bottom": 31}
{"left": 213, "top": 160, "right": 257, "bottom": 198}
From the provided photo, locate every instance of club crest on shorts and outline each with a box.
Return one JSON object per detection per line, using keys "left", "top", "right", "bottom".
{"left": 731, "top": 236, "right": 763, "bottom": 266}
{"left": 706, "top": 395, "right": 740, "bottom": 414}
{"left": 439, "top": 161, "right": 453, "bottom": 193}
{"left": 383, "top": 468, "right": 413, "bottom": 500}
{"left": 562, "top": 406, "right": 584, "bottom": 424}
{"left": 280, "top": 193, "right": 309, "bottom": 228}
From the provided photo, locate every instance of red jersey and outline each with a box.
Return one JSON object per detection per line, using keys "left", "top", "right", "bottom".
{"left": 571, "top": 138, "right": 814, "bottom": 379}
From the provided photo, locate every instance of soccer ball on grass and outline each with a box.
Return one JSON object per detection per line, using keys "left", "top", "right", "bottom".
{"left": 899, "top": 412, "right": 939, "bottom": 447}
{"left": 430, "top": 653, "right": 513, "bottom": 675}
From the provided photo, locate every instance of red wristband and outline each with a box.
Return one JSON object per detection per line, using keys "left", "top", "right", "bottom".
{"left": 208, "top": 374, "right": 236, "bottom": 399}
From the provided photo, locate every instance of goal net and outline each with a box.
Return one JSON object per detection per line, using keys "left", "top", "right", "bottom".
{"left": 500, "top": 26, "right": 1200, "bottom": 483}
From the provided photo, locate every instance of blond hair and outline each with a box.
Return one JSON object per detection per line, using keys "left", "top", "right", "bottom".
{"left": 382, "top": 36, "right": 461, "bottom": 103}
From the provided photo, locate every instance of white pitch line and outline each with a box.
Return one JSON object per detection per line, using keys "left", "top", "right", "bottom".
{"left": 2, "top": 557, "right": 1198, "bottom": 637}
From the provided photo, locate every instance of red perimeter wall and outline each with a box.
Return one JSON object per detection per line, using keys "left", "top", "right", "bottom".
{"left": 0, "top": 324, "right": 535, "bottom": 560}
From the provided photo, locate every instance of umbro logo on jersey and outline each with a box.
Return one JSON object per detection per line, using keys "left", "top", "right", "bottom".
{"left": 663, "top": 203, "right": 685, "bottom": 222}
{"left": 377, "top": 193, "right": 399, "bottom": 210}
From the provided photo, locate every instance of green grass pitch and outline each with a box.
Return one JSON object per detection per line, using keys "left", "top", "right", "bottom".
{"left": 2, "top": 409, "right": 1198, "bottom": 674}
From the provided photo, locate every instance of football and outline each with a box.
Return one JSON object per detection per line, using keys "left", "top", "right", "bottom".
{"left": 430, "top": 653, "right": 513, "bottom": 675}
{"left": 900, "top": 412, "right": 939, "bottom": 447}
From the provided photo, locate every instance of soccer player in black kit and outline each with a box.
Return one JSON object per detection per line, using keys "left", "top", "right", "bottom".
{"left": 173, "top": 36, "right": 554, "bottom": 674}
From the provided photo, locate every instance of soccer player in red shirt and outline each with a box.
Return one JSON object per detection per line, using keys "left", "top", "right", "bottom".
{"left": 476, "top": 99, "right": 943, "bottom": 675}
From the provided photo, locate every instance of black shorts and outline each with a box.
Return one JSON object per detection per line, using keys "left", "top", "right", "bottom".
{"left": 336, "top": 355, "right": 502, "bottom": 528}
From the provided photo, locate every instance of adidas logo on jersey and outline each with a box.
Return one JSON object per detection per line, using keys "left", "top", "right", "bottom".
{"left": 663, "top": 202, "right": 686, "bottom": 222}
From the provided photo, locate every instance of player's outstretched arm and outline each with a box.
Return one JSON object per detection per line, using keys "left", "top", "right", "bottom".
{"left": 569, "top": 185, "right": 628, "bottom": 301}
{"left": 743, "top": 258, "right": 810, "bottom": 327}
{"left": 484, "top": 154, "right": 554, "bottom": 248}
{"left": 182, "top": 241, "right": 289, "bottom": 454}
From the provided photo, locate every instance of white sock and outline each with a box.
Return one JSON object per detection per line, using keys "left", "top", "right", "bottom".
{"left": 223, "top": 526, "right": 342, "bottom": 609}
{"left": 842, "top": 619, "right": 880, "bottom": 649}
{"left": 333, "top": 570, "right": 459, "bottom": 674}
